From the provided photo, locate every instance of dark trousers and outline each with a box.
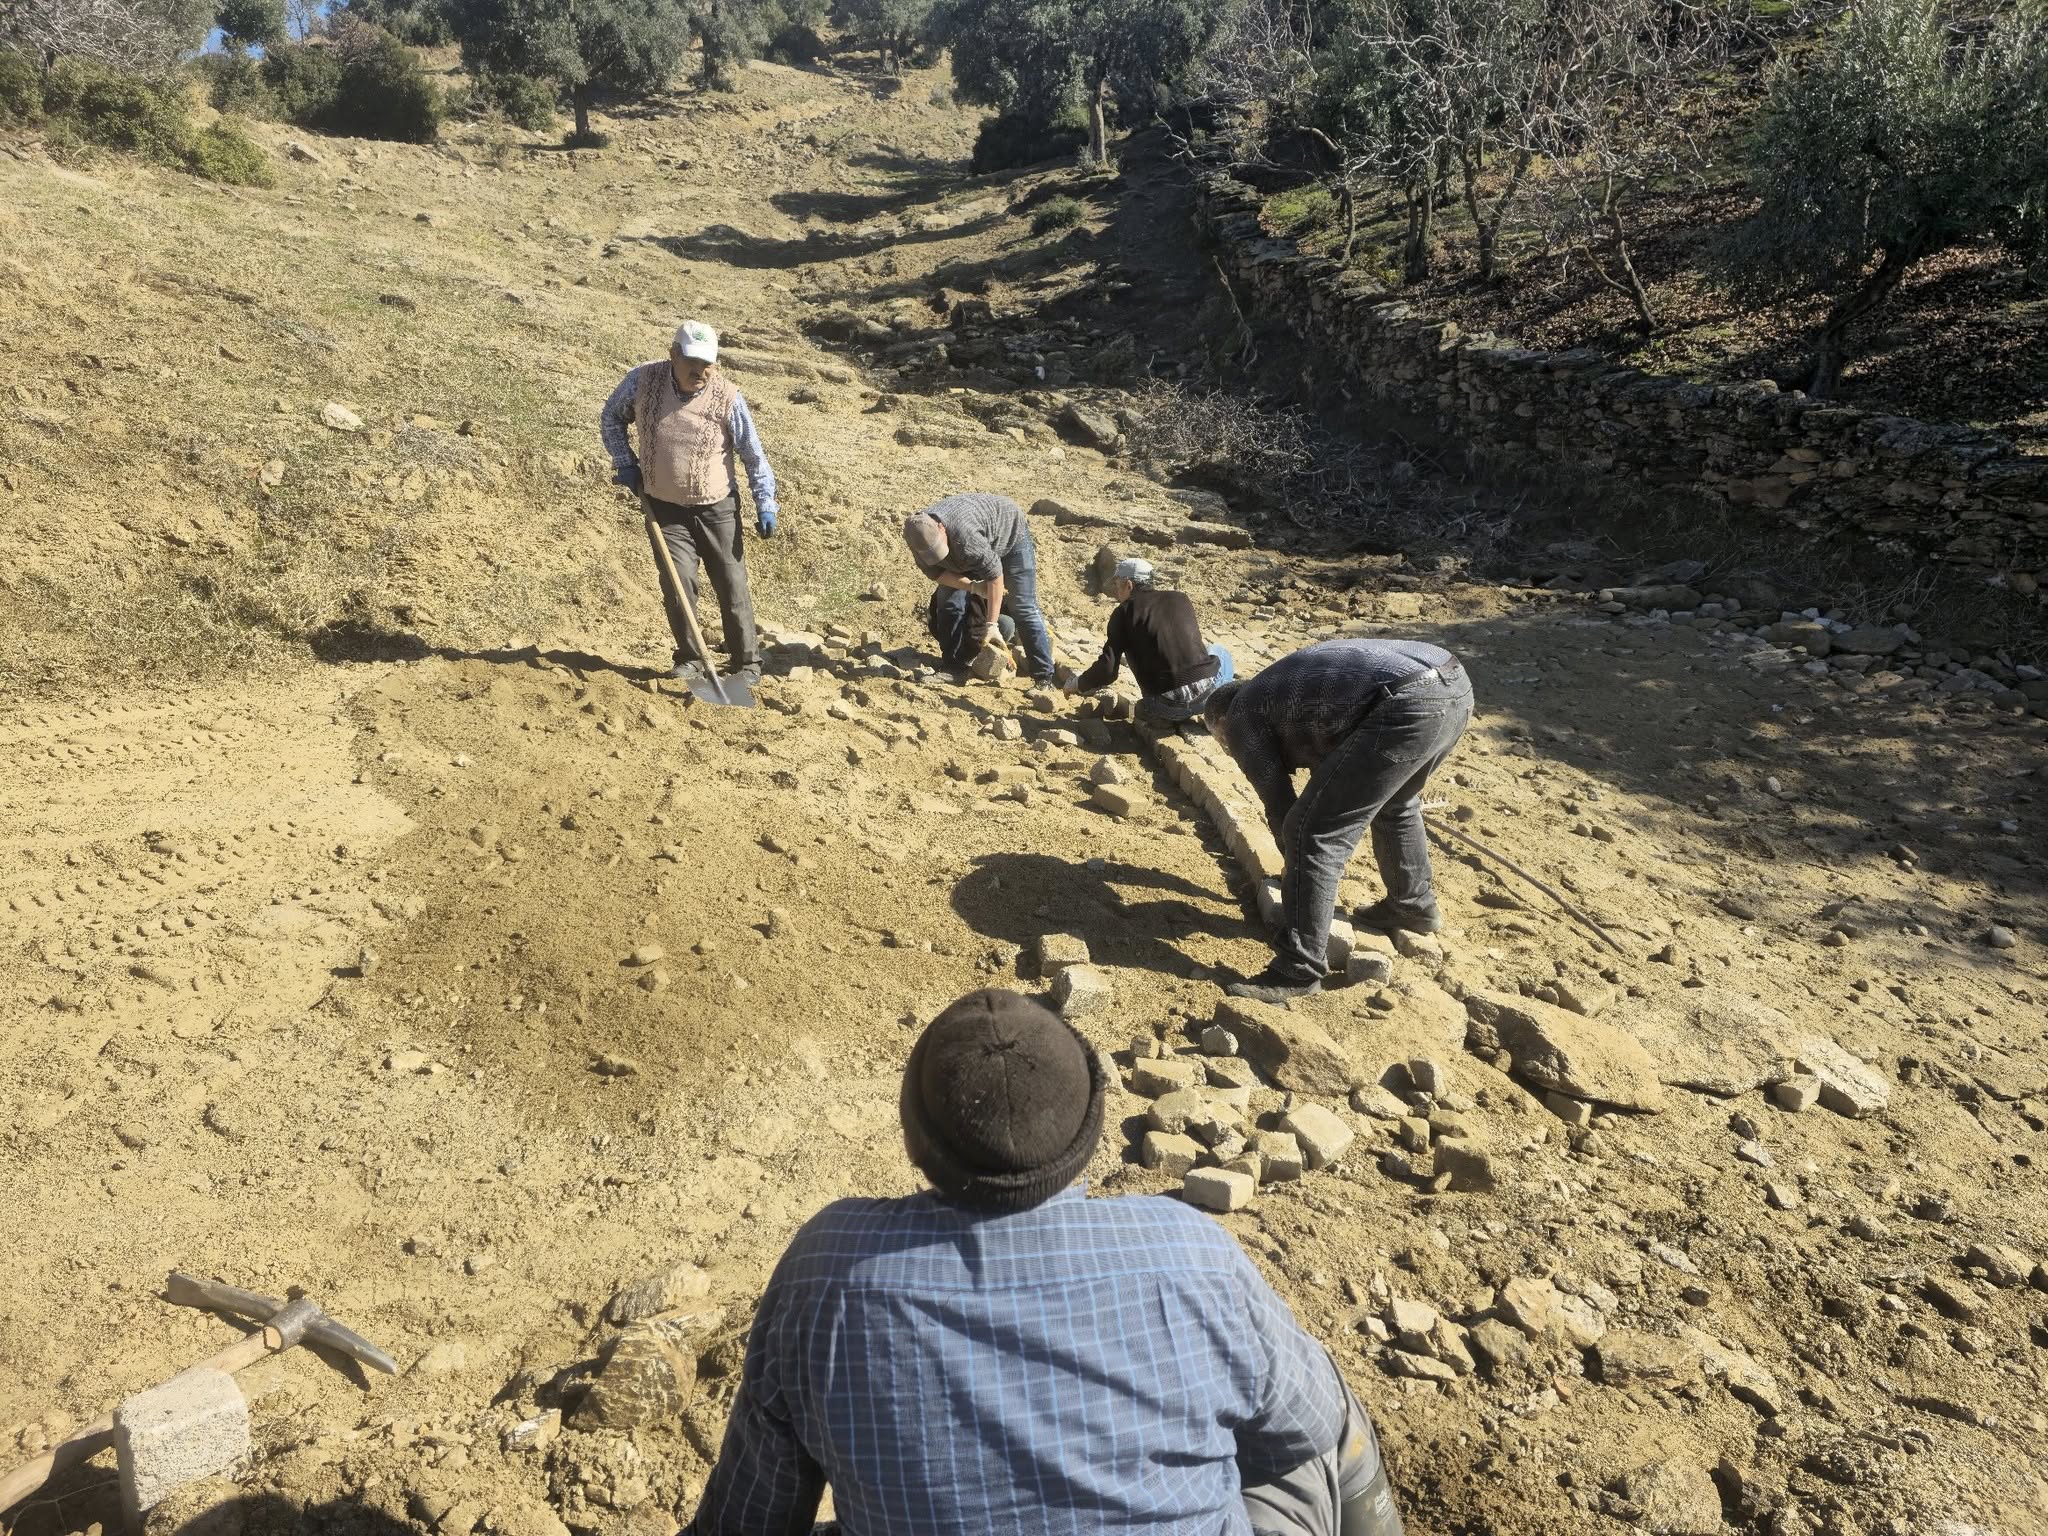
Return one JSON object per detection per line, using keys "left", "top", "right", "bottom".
{"left": 1271, "top": 670, "right": 1473, "bottom": 981}
{"left": 644, "top": 492, "right": 757, "bottom": 671}
{"left": 1000, "top": 528, "right": 1057, "bottom": 683}
{"left": 928, "top": 587, "right": 1014, "bottom": 668}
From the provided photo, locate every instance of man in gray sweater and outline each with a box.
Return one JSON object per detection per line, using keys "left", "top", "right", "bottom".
{"left": 902, "top": 493, "right": 1057, "bottom": 684}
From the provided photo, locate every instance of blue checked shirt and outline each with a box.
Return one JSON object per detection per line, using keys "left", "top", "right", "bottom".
{"left": 1218, "top": 639, "right": 1457, "bottom": 835}
{"left": 686, "top": 1186, "right": 1346, "bottom": 1536}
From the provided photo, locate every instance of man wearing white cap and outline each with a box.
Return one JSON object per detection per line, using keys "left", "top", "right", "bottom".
{"left": 600, "top": 320, "right": 780, "bottom": 684}
{"left": 1067, "top": 557, "right": 1234, "bottom": 722}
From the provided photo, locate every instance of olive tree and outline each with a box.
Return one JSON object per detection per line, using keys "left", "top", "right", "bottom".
{"left": 941, "top": 0, "right": 1234, "bottom": 165}
{"left": 0, "top": 0, "right": 212, "bottom": 73}
{"left": 449, "top": 0, "right": 690, "bottom": 136}
{"left": 1723, "top": 0, "right": 2048, "bottom": 396}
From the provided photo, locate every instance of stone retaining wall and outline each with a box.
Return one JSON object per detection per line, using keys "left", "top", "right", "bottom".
{"left": 1190, "top": 169, "right": 2048, "bottom": 589}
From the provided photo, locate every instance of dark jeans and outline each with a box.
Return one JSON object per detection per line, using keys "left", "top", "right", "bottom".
{"left": 644, "top": 492, "right": 757, "bottom": 671}
{"left": 928, "top": 587, "right": 1015, "bottom": 668}
{"left": 999, "top": 527, "right": 1057, "bottom": 683}
{"left": 1245, "top": 1378, "right": 1404, "bottom": 1536}
{"left": 1271, "top": 669, "right": 1473, "bottom": 982}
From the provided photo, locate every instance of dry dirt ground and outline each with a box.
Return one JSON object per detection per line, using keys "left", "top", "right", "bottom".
{"left": 4, "top": 52, "right": 2048, "bottom": 1536}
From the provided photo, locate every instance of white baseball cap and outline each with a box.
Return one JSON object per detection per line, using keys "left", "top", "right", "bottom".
{"left": 674, "top": 319, "right": 719, "bottom": 363}
{"left": 1113, "top": 558, "right": 1154, "bottom": 585}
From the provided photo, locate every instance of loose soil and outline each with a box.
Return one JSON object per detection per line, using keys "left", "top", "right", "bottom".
{"left": 3, "top": 51, "right": 2047, "bottom": 1536}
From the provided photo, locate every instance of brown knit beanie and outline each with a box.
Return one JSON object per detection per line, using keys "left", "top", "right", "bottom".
{"left": 900, "top": 989, "right": 1105, "bottom": 1212}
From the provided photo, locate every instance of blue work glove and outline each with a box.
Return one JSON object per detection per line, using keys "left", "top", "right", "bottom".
{"left": 612, "top": 462, "right": 643, "bottom": 496}
{"left": 756, "top": 506, "right": 778, "bottom": 538}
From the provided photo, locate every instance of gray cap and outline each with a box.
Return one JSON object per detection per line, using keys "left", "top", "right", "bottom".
{"left": 903, "top": 513, "right": 947, "bottom": 564}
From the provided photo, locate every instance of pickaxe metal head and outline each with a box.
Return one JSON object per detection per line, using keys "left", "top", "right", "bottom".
{"left": 163, "top": 1272, "right": 398, "bottom": 1376}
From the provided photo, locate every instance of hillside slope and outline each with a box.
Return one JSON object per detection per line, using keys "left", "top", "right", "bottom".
{"left": 3, "top": 55, "right": 2047, "bottom": 1536}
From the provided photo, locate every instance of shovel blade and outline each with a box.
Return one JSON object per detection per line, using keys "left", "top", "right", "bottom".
{"left": 686, "top": 674, "right": 754, "bottom": 708}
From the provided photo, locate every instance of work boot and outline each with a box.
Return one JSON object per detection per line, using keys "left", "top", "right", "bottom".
{"left": 1225, "top": 968, "right": 1323, "bottom": 1005}
{"left": 734, "top": 662, "right": 763, "bottom": 688}
{"left": 670, "top": 656, "right": 709, "bottom": 684}
{"left": 1353, "top": 899, "right": 1443, "bottom": 936}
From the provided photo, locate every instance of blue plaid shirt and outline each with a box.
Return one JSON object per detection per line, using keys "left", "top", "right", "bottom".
{"left": 686, "top": 1187, "right": 1346, "bottom": 1536}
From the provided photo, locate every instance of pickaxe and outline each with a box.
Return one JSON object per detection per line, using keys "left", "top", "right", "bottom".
{"left": 0, "top": 1273, "right": 394, "bottom": 1521}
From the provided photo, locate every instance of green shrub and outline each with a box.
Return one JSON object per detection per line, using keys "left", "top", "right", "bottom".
{"left": 262, "top": 29, "right": 441, "bottom": 142}
{"left": 42, "top": 59, "right": 190, "bottom": 163}
{"left": 201, "top": 52, "right": 277, "bottom": 115}
{"left": 1030, "top": 194, "right": 1085, "bottom": 235}
{"left": 261, "top": 42, "right": 344, "bottom": 122}
{"left": 970, "top": 111, "right": 1086, "bottom": 173}
{"left": 185, "top": 117, "right": 275, "bottom": 184}
{"left": 0, "top": 47, "right": 42, "bottom": 127}
{"left": 1266, "top": 183, "right": 1334, "bottom": 235}
{"left": 481, "top": 71, "right": 556, "bottom": 130}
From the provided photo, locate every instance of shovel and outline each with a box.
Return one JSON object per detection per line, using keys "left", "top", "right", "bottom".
{"left": 644, "top": 504, "right": 754, "bottom": 709}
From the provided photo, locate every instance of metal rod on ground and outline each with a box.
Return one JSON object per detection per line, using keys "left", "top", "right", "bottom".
{"left": 643, "top": 499, "right": 733, "bottom": 707}
{"left": 1422, "top": 812, "right": 1630, "bottom": 957}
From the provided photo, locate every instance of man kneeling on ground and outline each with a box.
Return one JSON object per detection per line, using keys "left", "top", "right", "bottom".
{"left": 902, "top": 493, "right": 1058, "bottom": 684}
{"left": 1066, "top": 556, "right": 1234, "bottom": 721}
{"left": 1205, "top": 637, "right": 1473, "bottom": 1005}
{"left": 682, "top": 988, "right": 1404, "bottom": 1536}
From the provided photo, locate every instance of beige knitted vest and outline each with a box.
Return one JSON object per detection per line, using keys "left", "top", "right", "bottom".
{"left": 634, "top": 365, "right": 737, "bottom": 507}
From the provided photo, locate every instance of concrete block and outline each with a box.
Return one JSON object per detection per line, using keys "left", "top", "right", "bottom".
{"left": 1051, "top": 964, "right": 1112, "bottom": 1019}
{"left": 1141, "top": 1130, "right": 1203, "bottom": 1177}
{"left": 1183, "top": 1167, "right": 1255, "bottom": 1212}
{"left": 1282, "top": 1104, "right": 1356, "bottom": 1169}
{"left": 117, "top": 1368, "right": 249, "bottom": 1528}
{"left": 1345, "top": 950, "right": 1393, "bottom": 986}
{"left": 1036, "top": 933, "right": 1091, "bottom": 974}
{"left": 1130, "top": 1056, "right": 1200, "bottom": 1096}
{"left": 1092, "top": 783, "right": 1139, "bottom": 818}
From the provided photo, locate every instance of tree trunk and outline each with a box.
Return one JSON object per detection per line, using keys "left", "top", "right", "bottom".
{"left": 1403, "top": 177, "right": 1434, "bottom": 284}
{"left": 1805, "top": 229, "right": 1931, "bottom": 398}
{"left": 1337, "top": 179, "right": 1358, "bottom": 266}
{"left": 572, "top": 86, "right": 591, "bottom": 141}
{"left": 1606, "top": 205, "right": 1656, "bottom": 333}
{"left": 1087, "top": 76, "right": 1110, "bottom": 167}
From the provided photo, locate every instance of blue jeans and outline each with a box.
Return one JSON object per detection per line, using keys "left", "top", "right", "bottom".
{"left": 1270, "top": 669, "right": 1472, "bottom": 982}
{"left": 1000, "top": 527, "right": 1057, "bottom": 683}
{"left": 1138, "top": 645, "right": 1235, "bottom": 723}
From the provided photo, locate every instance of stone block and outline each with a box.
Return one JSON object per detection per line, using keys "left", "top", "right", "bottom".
{"left": 118, "top": 1369, "right": 249, "bottom": 1527}
{"left": 1325, "top": 919, "right": 1356, "bottom": 972}
{"left": 1770, "top": 1075, "right": 1819, "bottom": 1112}
{"left": 1140, "top": 1131, "right": 1203, "bottom": 1177}
{"left": 1052, "top": 964, "right": 1113, "bottom": 1019}
{"left": 1036, "top": 933, "right": 1091, "bottom": 974}
{"left": 1345, "top": 950, "right": 1393, "bottom": 986}
{"left": 1281, "top": 1103, "right": 1355, "bottom": 1169}
{"left": 1432, "top": 1140, "right": 1499, "bottom": 1193}
{"left": 1183, "top": 1167, "right": 1255, "bottom": 1212}
{"left": 573, "top": 1322, "right": 697, "bottom": 1430}
{"left": 1092, "top": 783, "right": 1139, "bottom": 818}
{"left": 1793, "top": 1035, "right": 1889, "bottom": 1117}
{"left": 1130, "top": 1056, "right": 1200, "bottom": 1096}
{"left": 1464, "top": 991, "right": 1666, "bottom": 1112}
{"left": 1249, "top": 1130, "right": 1304, "bottom": 1182}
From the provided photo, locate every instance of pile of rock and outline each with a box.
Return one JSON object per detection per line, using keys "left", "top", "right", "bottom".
{"left": 1591, "top": 586, "right": 2048, "bottom": 718}
{"left": 1124, "top": 999, "right": 1359, "bottom": 1213}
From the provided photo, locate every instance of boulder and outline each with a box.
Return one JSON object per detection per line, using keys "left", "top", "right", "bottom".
{"left": 1059, "top": 402, "right": 1121, "bottom": 450}
{"left": 1793, "top": 1034, "right": 1889, "bottom": 1117}
{"left": 1835, "top": 624, "right": 1905, "bottom": 656}
{"left": 1220, "top": 999, "right": 1362, "bottom": 1095}
{"left": 573, "top": 1323, "right": 696, "bottom": 1430}
{"left": 1632, "top": 988, "right": 1794, "bottom": 1097}
{"left": 1613, "top": 1460, "right": 1724, "bottom": 1536}
{"left": 1464, "top": 992, "right": 1666, "bottom": 1111}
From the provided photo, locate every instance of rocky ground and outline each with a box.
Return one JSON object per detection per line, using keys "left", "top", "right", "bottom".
{"left": 3, "top": 49, "right": 2047, "bottom": 1536}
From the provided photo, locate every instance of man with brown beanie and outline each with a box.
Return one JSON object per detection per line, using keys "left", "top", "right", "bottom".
{"left": 683, "top": 989, "right": 1404, "bottom": 1536}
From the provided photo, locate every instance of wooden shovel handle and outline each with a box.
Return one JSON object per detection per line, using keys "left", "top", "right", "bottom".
{"left": 644, "top": 501, "right": 731, "bottom": 705}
